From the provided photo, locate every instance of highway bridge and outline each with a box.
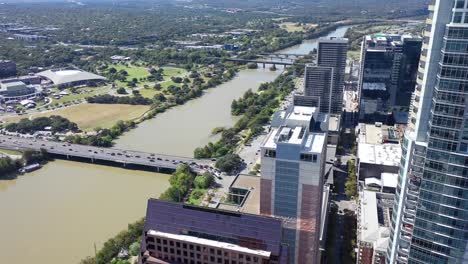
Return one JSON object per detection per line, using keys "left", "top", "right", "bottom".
{"left": 224, "top": 58, "right": 294, "bottom": 66}
{"left": 259, "top": 53, "right": 308, "bottom": 58}
{"left": 0, "top": 135, "right": 213, "bottom": 174}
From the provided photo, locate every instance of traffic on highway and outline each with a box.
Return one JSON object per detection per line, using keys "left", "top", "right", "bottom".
{"left": 0, "top": 135, "right": 218, "bottom": 174}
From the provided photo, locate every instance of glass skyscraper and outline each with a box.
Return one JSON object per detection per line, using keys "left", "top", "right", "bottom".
{"left": 387, "top": 0, "right": 468, "bottom": 263}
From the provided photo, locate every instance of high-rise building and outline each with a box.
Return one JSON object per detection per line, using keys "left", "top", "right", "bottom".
{"left": 260, "top": 105, "right": 328, "bottom": 263}
{"left": 302, "top": 38, "right": 348, "bottom": 115}
{"left": 318, "top": 37, "right": 348, "bottom": 114}
{"left": 0, "top": 60, "right": 17, "bottom": 78}
{"left": 302, "top": 65, "right": 334, "bottom": 112}
{"left": 358, "top": 34, "right": 422, "bottom": 124}
{"left": 387, "top": 1, "right": 468, "bottom": 263}
{"left": 139, "top": 199, "right": 289, "bottom": 264}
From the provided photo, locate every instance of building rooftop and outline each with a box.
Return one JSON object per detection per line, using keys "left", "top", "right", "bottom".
{"left": 381, "top": 173, "right": 398, "bottom": 189}
{"left": 0, "top": 81, "right": 26, "bottom": 90}
{"left": 359, "top": 191, "right": 393, "bottom": 248}
{"left": 143, "top": 199, "right": 284, "bottom": 256}
{"left": 358, "top": 143, "right": 401, "bottom": 167}
{"left": 364, "top": 33, "right": 422, "bottom": 51}
{"left": 218, "top": 174, "right": 260, "bottom": 214}
{"left": 147, "top": 230, "right": 272, "bottom": 257}
{"left": 37, "top": 67, "right": 106, "bottom": 85}
{"left": 263, "top": 126, "right": 326, "bottom": 155}
{"left": 263, "top": 105, "right": 327, "bottom": 154}
{"left": 318, "top": 37, "right": 348, "bottom": 44}
{"left": 358, "top": 123, "right": 402, "bottom": 145}
{"left": 363, "top": 82, "right": 386, "bottom": 91}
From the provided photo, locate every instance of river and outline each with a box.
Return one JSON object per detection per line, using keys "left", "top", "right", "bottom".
{"left": 114, "top": 68, "right": 280, "bottom": 156}
{"left": 279, "top": 25, "right": 352, "bottom": 55}
{"left": 0, "top": 25, "right": 351, "bottom": 264}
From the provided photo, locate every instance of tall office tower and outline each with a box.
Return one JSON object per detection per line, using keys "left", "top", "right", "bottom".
{"left": 315, "top": 37, "right": 348, "bottom": 114}
{"left": 358, "top": 34, "right": 422, "bottom": 124}
{"left": 302, "top": 65, "right": 334, "bottom": 112}
{"left": 387, "top": 1, "right": 468, "bottom": 263}
{"left": 260, "top": 106, "right": 328, "bottom": 263}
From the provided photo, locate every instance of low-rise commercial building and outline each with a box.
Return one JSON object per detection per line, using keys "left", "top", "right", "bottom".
{"left": 357, "top": 190, "right": 394, "bottom": 264}
{"left": 13, "top": 34, "right": 48, "bottom": 42}
{"left": 140, "top": 199, "right": 289, "bottom": 264}
{"left": 1, "top": 74, "right": 42, "bottom": 86}
{"left": 110, "top": 55, "right": 131, "bottom": 62}
{"left": 356, "top": 123, "right": 402, "bottom": 182}
{"left": 0, "top": 80, "right": 40, "bottom": 101}
{"left": 37, "top": 67, "right": 106, "bottom": 88}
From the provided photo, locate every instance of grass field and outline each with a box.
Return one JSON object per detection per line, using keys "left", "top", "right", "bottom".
{"left": 49, "top": 86, "right": 110, "bottom": 106}
{"left": 279, "top": 22, "right": 317, "bottom": 32}
{"left": 4, "top": 103, "right": 151, "bottom": 131}
{"left": 110, "top": 64, "right": 187, "bottom": 88}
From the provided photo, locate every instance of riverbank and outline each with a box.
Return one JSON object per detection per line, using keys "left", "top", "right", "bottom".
{"left": 1, "top": 23, "right": 354, "bottom": 264}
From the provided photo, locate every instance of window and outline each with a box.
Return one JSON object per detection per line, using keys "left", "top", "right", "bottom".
{"left": 264, "top": 149, "right": 276, "bottom": 158}
{"left": 456, "top": 0, "right": 466, "bottom": 8}
{"left": 300, "top": 153, "right": 317, "bottom": 162}
{"left": 453, "top": 12, "right": 464, "bottom": 23}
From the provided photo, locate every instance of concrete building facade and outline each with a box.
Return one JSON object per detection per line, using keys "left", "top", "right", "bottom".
{"left": 260, "top": 106, "right": 328, "bottom": 263}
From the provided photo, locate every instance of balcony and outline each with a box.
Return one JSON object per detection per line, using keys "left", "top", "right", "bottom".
{"left": 428, "top": 5, "right": 434, "bottom": 11}
{"left": 398, "top": 246, "right": 410, "bottom": 256}
{"left": 405, "top": 207, "right": 416, "bottom": 216}
{"left": 402, "top": 215, "right": 415, "bottom": 225}
{"left": 402, "top": 223, "right": 414, "bottom": 234}
{"left": 406, "top": 197, "right": 417, "bottom": 207}
{"left": 400, "top": 232, "right": 412, "bottom": 242}
{"left": 407, "top": 188, "right": 419, "bottom": 198}
{"left": 397, "top": 254, "right": 409, "bottom": 263}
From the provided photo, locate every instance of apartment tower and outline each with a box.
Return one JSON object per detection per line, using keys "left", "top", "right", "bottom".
{"left": 387, "top": 0, "right": 468, "bottom": 263}
{"left": 302, "top": 38, "right": 348, "bottom": 115}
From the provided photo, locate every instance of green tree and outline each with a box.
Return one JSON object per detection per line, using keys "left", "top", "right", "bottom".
{"left": 215, "top": 154, "right": 243, "bottom": 173}
{"left": 345, "top": 160, "right": 358, "bottom": 198}
{"left": 128, "top": 241, "right": 140, "bottom": 256}
{"left": 116, "top": 87, "right": 127, "bottom": 94}
{"left": 194, "top": 172, "right": 215, "bottom": 189}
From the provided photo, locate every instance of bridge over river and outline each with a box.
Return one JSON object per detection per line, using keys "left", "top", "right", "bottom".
{"left": 0, "top": 135, "right": 213, "bottom": 174}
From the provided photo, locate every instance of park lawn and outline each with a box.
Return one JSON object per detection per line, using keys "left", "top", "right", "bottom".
{"left": 113, "top": 64, "right": 151, "bottom": 82}
{"left": 161, "top": 66, "right": 187, "bottom": 80}
{"left": 111, "top": 65, "right": 187, "bottom": 91}
{"left": 138, "top": 81, "right": 182, "bottom": 98}
{"left": 279, "top": 22, "right": 317, "bottom": 32}
{"left": 49, "top": 86, "right": 109, "bottom": 107}
{"left": 5, "top": 103, "right": 150, "bottom": 131}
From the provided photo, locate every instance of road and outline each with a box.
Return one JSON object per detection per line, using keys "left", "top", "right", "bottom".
{"left": 328, "top": 153, "right": 357, "bottom": 264}
{"left": 0, "top": 135, "right": 213, "bottom": 172}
